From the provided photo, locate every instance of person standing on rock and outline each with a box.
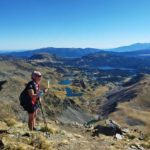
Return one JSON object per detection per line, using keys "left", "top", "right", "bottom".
{"left": 20, "top": 70, "right": 46, "bottom": 130}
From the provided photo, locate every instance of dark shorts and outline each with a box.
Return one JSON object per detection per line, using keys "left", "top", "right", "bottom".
{"left": 25, "top": 103, "right": 39, "bottom": 114}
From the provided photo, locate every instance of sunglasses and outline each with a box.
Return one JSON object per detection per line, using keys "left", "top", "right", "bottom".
{"left": 36, "top": 75, "right": 42, "bottom": 78}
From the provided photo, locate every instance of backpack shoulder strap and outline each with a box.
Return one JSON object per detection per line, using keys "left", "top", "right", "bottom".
{"left": 25, "top": 81, "right": 37, "bottom": 94}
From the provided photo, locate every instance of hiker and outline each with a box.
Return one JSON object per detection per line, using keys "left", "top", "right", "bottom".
{"left": 20, "top": 71, "right": 47, "bottom": 130}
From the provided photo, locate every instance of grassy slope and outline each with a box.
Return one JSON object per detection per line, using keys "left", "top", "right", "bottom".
{"left": 0, "top": 58, "right": 150, "bottom": 149}
{"left": 109, "top": 75, "right": 150, "bottom": 133}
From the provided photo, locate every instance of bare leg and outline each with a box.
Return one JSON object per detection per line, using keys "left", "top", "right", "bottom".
{"left": 28, "top": 113, "right": 34, "bottom": 130}
{"left": 33, "top": 109, "right": 38, "bottom": 128}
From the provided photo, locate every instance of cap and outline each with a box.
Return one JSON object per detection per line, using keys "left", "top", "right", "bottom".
{"left": 31, "top": 70, "right": 42, "bottom": 79}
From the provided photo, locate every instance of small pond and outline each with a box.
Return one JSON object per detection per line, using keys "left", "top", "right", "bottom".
{"left": 59, "top": 79, "right": 83, "bottom": 97}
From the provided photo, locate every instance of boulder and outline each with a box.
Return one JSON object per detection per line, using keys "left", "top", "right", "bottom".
{"left": 92, "top": 120, "right": 123, "bottom": 137}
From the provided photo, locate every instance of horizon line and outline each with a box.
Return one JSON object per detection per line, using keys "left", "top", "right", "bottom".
{"left": 0, "top": 42, "right": 150, "bottom": 52}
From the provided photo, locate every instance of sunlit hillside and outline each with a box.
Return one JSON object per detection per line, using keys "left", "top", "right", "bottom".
{"left": 0, "top": 55, "right": 150, "bottom": 149}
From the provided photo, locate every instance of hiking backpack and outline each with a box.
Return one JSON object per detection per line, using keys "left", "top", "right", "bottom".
{"left": 19, "top": 81, "right": 37, "bottom": 110}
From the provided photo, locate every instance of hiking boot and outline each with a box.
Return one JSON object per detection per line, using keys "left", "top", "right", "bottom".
{"left": 33, "top": 127, "right": 38, "bottom": 131}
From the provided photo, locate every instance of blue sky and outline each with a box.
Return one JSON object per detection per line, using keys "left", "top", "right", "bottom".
{"left": 0, "top": 0, "right": 150, "bottom": 50}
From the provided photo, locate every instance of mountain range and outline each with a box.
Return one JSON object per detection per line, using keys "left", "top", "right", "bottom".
{"left": 3, "top": 47, "right": 101, "bottom": 58}
{"left": 1, "top": 43, "right": 150, "bottom": 74}
{"left": 1, "top": 43, "right": 150, "bottom": 58}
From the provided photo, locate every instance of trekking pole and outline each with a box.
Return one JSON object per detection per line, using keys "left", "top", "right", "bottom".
{"left": 38, "top": 79, "right": 50, "bottom": 129}
{"left": 48, "top": 79, "right": 50, "bottom": 91}
{"left": 38, "top": 95, "right": 48, "bottom": 129}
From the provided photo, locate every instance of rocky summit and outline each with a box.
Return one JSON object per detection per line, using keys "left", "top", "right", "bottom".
{"left": 0, "top": 53, "right": 150, "bottom": 150}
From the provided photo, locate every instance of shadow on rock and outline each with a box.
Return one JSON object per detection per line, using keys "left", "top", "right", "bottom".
{"left": 0, "top": 140, "right": 4, "bottom": 149}
{"left": 0, "top": 130, "right": 9, "bottom": 134}
{"left": 92, "top": 124, "right": 122, "bottom": 137}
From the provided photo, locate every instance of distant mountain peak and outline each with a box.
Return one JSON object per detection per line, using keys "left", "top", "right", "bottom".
{"left": 109, "top": 42, "right": 150, "bottom": 52}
